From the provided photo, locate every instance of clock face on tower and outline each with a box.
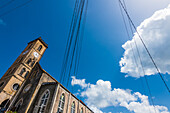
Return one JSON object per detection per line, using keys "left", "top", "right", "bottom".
{"left": 33, "top": 52, "right": 39, "bottom": 58}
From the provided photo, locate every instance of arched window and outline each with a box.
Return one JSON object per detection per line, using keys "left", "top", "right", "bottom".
{"left": 31, "top": 61, "right": 35, "bottom": 67}
{"left": 19, "top": 68, "right": 26, "bottom": 76}
{"left": 80, "top": 108, "right": 83, "bottom": 113}
{"left": 37, "top": 45, "right": 42, "bottom": 51}
{"left": 15, "top": 98, "right": 23, "bottom": 112}
{"left": 57, "top": 94, "right": 65, "bottom": 113}
{"left": 38, "top": 90, "right": 50, "bottom": 113}
{"left": 24, "top": 71, "right": 29, "bottom": 78}
{"left": 26, "top": 58, "right": 32, "bottom": 65}
{"left": 0, "top": 99, "right": 10, "bottom": 109}
{"left": 71, "top": 102, "right": 75, "bottom": 113}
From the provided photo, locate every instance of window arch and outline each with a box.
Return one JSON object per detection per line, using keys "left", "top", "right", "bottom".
{"left": 0, "top": 99, "right": 10, "bottom": 109}
{"left": 71, "top": 102, "right": 75, "bottom": 113}
{"left": 31, "top": 61, "right": 35, "bottom": 67}
{"left": 19, "top": 68, "right": 26, "bottom": 76}
{"left": 37, "top": 45, "right": 42, "bottom": 51}
{"left": 37, "top": 89, "right": 50, "bottom": 113}
{"left": 80, "top": 108, "right": 83, "bottom": 113}
{"left": 57, "top": 93, "right": 65, "bottom": 113}
{"left": 15, "top": 98, "right": 23, "bottom": 112}
{"left": 24, "top": 71, "right": 29, "bottom": 78}
{"left": 26, "top": 58, "right": 32, "bottom": 65}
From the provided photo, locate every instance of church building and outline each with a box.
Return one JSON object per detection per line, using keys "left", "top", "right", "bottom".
{"left": 0, "top": 38, "right": 93, "bottom": 113}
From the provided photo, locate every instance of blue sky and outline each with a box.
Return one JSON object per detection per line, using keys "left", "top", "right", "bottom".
{"left": 0, "top": 0, "right": 170, "bottom": 113}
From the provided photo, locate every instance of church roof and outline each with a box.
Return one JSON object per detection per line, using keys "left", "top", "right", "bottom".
{"left": 28, "top": 37, "right": 48, "bottom": 48}
{"left": 37, "top": 63, "right": 94, "bottom": 113}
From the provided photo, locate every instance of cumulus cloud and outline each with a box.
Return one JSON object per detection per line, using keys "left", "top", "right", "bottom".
{"left": 71, "top": 76, "right": 90, "bottom": 88}
{"left": 119, "top": 4, "right": 170, "bottom": 77}
{"left": 71, "top": 77, "right": 169, "bottom": 113}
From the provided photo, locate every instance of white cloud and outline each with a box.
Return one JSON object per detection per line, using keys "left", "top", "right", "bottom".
{"left": 89, "top": 105, "right": 104, "bottom": 113}
{"left": 119, "top": 4, "right": 170, "bottom": 78}
{"left": 71, "top": 77, "right": 169, "bottom": 113}
{"left": 71, "top": 76, "right": 90, "bottom": 88}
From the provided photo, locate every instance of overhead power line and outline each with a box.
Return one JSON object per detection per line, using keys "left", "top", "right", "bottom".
{"left": 118, "top": 1, "right": 156, "bottom": 112}
{"left": 0, "top": 0, "right": 33, "bottom": 18}
{"left": 118, "top": 0, "right": 170, "bottom": 94}
{"left": 59, "top": 0, "right": 88, "bottom": 89}
{"left": 0, "top": 0, "right": 15, "bottom": 9}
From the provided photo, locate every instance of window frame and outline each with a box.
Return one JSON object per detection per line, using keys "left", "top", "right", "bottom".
{"left": 37, "top": 89, "right": 50, "bottom": 113}
{"left": 15, "top": 98, "right": 23, "bottom": 112}
{"left": 57, "top": 93, "right": 65, "bottom": 113}
{"left": 71, "top": 101, "right": 75, "bottom": 113}
{"left": 37, "top": 45, "right": 43, "bottom": 52}
{"left": 18, "top": 68, "right": 26, "bottom": 76}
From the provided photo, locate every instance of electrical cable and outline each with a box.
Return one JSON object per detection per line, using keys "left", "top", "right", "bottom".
{"left": 118, "top": 1, "right": 154, "bottom": 112}
{"left": 0, "top": 0, "right": 33, "bottom": 18}
{"left": 119, "top": 0, "right": 158, "bottom": 112}
{"left": 60, "top": 0, "right": 83, "bottom": 84}
{"left": 74, "top": 0, "right": 88, "bottom": 76}
{"left": 118, "top": 0, "right": 170, "bottom": 94}
{"left": 60, "top": 0, "right": 79, "bottom": 83}
{"left": 66, "top": 0, "right": 86, "bottom": 87}
{"left": 0, "top": 0, "right": 15, "bottom": 9}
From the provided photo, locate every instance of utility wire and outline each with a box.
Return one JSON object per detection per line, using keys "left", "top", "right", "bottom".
{"left": 60, "top": 0, "right": 83, "bottom": 84}
{"left": 66, "top": 0, "right": 86, "bottom": 87}
{"left": 71, "top": 0, "right": 88, "bottom": 93}
{"left": 74, "top": 0, "right": 88, "bottom": 76}
{"left": 0, "top": 0, "right": 15, "bottom": 9}
{"left": 119, "top": 0, "right": 170, "bottom": 94}
{"left": 60, "top": 0, "right": 79, "bottom": 83}
{"left": 118, "top": 1, "right": 155, "bottom": 112}
{"left": 0, "top": 0, "right": 33, "bottom": 18}
{"left": 122, "top": 0, "right": 156, "bottom": 109}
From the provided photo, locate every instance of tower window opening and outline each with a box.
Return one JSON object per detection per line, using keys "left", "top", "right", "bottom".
{"left": 37, "top": 45, "right": 42, "bottom": 52}
{"left": 31, "top": 61, "right": 35, "bottom": 67}
{"left": 26, "top": 58, "right": 32, "bottom": 65}
{"left": 19, "top": 68, "right": 26, "bottom": 76}
{"left": 25, "top": 71, "right": 29, "bottom": 78}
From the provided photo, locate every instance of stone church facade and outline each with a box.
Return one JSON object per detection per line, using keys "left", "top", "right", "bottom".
{"left": 0, "top": 38, "right": 93, "bottom": 113}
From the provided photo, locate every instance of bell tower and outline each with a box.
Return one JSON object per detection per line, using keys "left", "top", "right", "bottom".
{"left": 0, "top": 37, "right": 48, "bottom": 108}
